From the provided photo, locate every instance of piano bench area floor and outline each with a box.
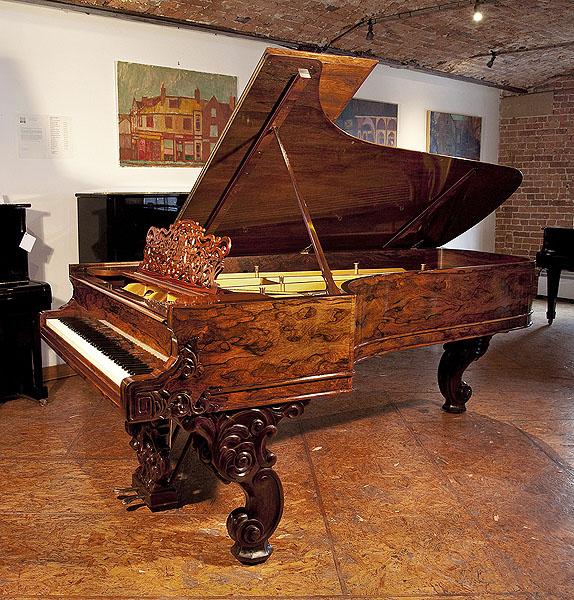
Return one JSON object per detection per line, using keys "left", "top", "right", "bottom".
{"left": 1, "top": 298, "right": 573, "bottom": 600}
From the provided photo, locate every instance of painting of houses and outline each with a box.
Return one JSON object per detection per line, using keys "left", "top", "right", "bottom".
{"left": 117, "top": 62, "right": 237, "bottom": 167}
{"left": 427, "top": 111, "right": 482, "bottom": 160}
{"left": 335, "top": 98, "right": 398, "bottom": 147}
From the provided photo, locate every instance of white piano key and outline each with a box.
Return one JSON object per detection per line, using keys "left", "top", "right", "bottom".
{"left": 46, "top": 318, "right": 130, "bottom": 386}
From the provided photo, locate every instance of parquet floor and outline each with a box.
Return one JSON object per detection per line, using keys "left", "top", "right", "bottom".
{"left": 1, "top": 298, "right": 573, "bottom": 600}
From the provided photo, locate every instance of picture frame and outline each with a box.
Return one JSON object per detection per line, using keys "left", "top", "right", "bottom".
{"left": 426, "top": 110, "right": 482, "bottom": 160}
{"left": 117, "top": 61, "right": 237, "bottom": 167}
{"left": 335, "top": 98, "right": 398, "bottom": 147}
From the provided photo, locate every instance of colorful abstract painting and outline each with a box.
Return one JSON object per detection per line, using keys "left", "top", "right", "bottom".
{"left": 335, "top": 98, "right": 398, "bottom": 147}
{"left": 427, "top": 111, "right": 482, "bottom": 160}
{"left": 117, "top": 62, "right": 237, "bottom": 167}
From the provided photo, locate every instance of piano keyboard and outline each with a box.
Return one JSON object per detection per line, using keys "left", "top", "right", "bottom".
{"left": 46, "top": 317, "right": 155, "bottom": 386}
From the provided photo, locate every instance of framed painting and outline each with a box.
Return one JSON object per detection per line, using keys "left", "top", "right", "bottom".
{"left": 117, "top": 62, "right": 237, "bottom": 167}
{"left": 335, "top": 98, "right": 398, "bottom": 147}
{"left": 426, "top": 111, "right": 482, "bottom": 160}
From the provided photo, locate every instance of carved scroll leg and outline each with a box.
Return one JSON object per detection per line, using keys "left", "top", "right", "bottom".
{"left": 183, "top": 402, "right": 306, "bottom": 564}
{"left": 226, "top": 467, "right": 283, "bottom": 564}
{"left": 438, "top": 336, "right": 492, "bottom": 413}
{"left": 121, "top": 420, "right": 179, "bottom": 511}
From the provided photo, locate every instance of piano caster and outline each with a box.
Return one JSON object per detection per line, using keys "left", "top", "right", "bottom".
{"left": 230, "top": 533, "right": 273, "bottom": 566}
{"left": 438, "top": 336, "right": 492, "bottom": 413}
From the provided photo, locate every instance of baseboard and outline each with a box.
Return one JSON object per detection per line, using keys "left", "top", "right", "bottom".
{"left": 537, "top": 270, "right": 574, "bottom": 300}
{"left": 43, "top": 363, "right": 76, "bottom": 382}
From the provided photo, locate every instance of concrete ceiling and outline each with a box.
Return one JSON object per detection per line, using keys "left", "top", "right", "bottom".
{"left": 21, "top": 0, "right": 574, "bottom": 92}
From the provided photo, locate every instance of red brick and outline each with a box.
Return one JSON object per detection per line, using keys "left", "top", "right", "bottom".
{"left": 496, "top": 73, "right": 574, "bottom": 258}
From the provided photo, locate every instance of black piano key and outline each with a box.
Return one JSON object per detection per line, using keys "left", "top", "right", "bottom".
{"left": 60, "top": 317, "right": 153, "bottom": 376}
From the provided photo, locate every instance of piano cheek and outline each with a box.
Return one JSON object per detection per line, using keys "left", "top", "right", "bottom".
{"left": 122, "top": 338, "right": 212, "bottom": 422}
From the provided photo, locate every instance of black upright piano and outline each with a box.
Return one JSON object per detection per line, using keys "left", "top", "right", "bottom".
{"left": 0, "top": 204, "right": 51, "bottom": 401}
{"left": 76, "top": 192, "right": 189, "bottom": 263}
{"left": 536, "top": 227, "right": 574, "bottom": 323}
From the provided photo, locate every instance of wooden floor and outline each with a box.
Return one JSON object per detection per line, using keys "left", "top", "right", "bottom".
{"left": 1, "top": 298, "right": 573, "bottom": 600}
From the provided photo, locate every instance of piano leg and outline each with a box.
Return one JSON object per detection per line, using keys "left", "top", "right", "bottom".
{"left": 545, "top": 267, "right": 562, "bottom": 324}
{"left": 438, "top": 336, "right": 492, "bottom": 413}
{"left": 182, "top": 401, "right": 306, "bottom": 565}
{"left": 28, "top": 314, "right": 49, "bottom": 403}
{"left": 123, "top": 420, "right": 179, "bottom": 511}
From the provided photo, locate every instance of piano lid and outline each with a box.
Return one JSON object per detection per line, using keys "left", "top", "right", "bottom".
{"left": 177, "top": 48, "right": 522, "bottom": 256}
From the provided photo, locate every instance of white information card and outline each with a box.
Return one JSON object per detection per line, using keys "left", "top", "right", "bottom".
{"left": 18, "top": 114, "right": 73, "bottom": 159}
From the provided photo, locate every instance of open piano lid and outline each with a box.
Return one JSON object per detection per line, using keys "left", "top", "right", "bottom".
{"left": 177, "top": 48, "right": 522, "bottom": 256}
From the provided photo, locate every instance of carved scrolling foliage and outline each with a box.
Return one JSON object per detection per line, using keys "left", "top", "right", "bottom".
{"left": 137, "top": 220, "right": 231, "bottom": 288}
{"left": 125, "top": 419, "right": 172, "bottom": 492}
{"left": 181, "top": 401, "right": 307, "bottom": 563}
{"left": 187, "top": 402, "right": 307, "bottom": 484}
{"left": 125, "top": 339, "right": 221, "bottom": 422}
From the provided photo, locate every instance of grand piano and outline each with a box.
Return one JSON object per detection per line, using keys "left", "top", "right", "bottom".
{"left": 41, "top": 48, "right": 536, "bottom": 565}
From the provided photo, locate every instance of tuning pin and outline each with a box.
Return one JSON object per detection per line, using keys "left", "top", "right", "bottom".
{"left": 254, "top": 265, "right": 259, "bottom": 277}
{"left": 354, "top": 262, "right": 359, "bottom": 275}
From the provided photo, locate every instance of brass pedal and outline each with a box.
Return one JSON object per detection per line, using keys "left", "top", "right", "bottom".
{"left": 113, "top": 487, "right": 138, "bottom": 495}
{"left": 121, "top": 494, "right": 144, "bottom": 506}
{"left": 114, "top": 486, "right": 145, "bottom": 510}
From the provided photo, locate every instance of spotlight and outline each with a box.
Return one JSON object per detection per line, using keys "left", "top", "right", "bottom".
{"left": 366, "top": 18, "right": 374, "bottom": 40}
{"left": 473, "top": 1, "right": 483, "bottom": 21}
{"left": 486, "top": 50, "right": 497, "bottom": 68}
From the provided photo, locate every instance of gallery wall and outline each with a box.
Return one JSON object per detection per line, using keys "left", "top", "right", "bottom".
{"left": 0, "top": 0, "right": 503, "bottom": 366}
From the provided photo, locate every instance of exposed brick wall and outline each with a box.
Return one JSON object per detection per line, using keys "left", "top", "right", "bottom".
{"left": 496, "top": 75, "right": 574, "bottom": 258}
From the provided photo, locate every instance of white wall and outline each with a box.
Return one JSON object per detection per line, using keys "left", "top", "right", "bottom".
{"left": 0, "top": 0, "right": 502, "bottom": 366}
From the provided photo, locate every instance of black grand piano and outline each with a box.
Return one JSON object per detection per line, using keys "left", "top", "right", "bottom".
{"left": 41, "top": 48, "right": 536, "bottom": 564}
{"left": 536, "top": 227, "right": 574, "bottom": 323}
